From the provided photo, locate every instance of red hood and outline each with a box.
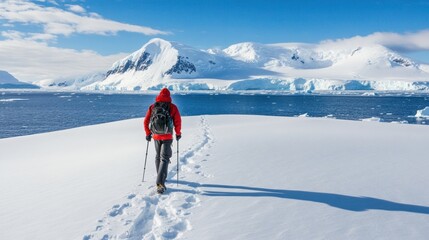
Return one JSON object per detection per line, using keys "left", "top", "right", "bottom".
{"left": 155, "top": 88, "right": 172, "bottom": 102}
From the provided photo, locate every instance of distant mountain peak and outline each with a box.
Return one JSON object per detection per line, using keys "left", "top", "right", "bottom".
{"left": 0, "top": 70, "right": 39, "bottom": 89}
{"left": 140, "top": 38, "right": 175, "bottom": 54}
{"left": 106, "top": 38, "right": 188, "bottom": 79}
{"left": 0, "top": 70, "right": 21, "bottom": 84}
{"left": 223, "top": 42, "right": 265, "bottom": 63}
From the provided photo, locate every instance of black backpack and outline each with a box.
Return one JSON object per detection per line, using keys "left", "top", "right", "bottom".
{"left": 149, "top": 102, "right": 173, "bottom": 134}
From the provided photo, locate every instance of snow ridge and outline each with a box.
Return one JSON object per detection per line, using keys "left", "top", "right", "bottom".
{"left": 83, "top": 116, "right": 214, "bottom": 240}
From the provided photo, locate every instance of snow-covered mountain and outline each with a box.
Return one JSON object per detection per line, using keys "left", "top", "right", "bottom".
{"left": 50, "top": 38, "right": 429, "bottom": 92}
{"left": 34, "top": 72, "right": 105, "bottom": 90}
{"left": 0, "top": 70, "right": 39, "bottom": 89}
{"left": 224, "top": 42, "right": 427, "bottom": 80}
{"left": 224, "top": 42, "right": 333, "bottom": 69}
{"left": 84, "top": 38, "right": 267, "bottom": 91}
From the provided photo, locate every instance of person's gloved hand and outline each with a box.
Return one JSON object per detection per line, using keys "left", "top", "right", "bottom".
{"left": 176, "top": 134, "right": 181, "bottom": 141}
{"left": 146, "top": 134, "right": 152, "bottom": 142}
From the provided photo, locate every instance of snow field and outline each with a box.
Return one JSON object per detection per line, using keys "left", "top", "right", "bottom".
{"left": 185, "top": 116, "right": 429, "bottom": 239}
{"left": 2, "top": 115, "right": 429, "bottom": 239}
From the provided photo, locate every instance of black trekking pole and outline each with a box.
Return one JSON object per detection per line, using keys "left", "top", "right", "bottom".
{"left": 176, "top": 140, "right": 179, "bottom": 186}
{"left": 142, "top": 140, "right": 150, "bottom": 182}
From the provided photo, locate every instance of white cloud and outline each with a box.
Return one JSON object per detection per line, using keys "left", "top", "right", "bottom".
{"left": 0, "top": 38, "right": 128, "bottom": 82}
{"left": 28, "top": 32, "right": 57, "bottom": 41}
{"left": 0, "top": 0, "right": 170, "bottom": 83}
{"left": 2, "top": 30, "right": 57, "bottom": 42}
{"left": 66, "top": 4, "right": 85, "bottom": 13}
{"left": 370, "top": 30, "right": 429, "bottom": 52}
{"left": 1, "top": 30, "right": 25, "bottom": 40}
{"left": 35, "top": 0, "right": 59, "bottom": 6}
{"left": 321, "top": 30, "right": 429, "bottom": 52}
{"left": 88, "top": 12, "right": 101, "bottom": 19}
{"left": 0, "top": 0, "right": 170, "bottom": 37}
{"left": 44, "top": 22, "right": 75, "bottom": 36}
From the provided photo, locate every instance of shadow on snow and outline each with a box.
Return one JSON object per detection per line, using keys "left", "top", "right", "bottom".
{"left": 171, "top": 180, "right": 429, "bottom": 215}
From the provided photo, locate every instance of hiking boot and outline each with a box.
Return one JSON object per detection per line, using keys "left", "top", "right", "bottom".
{"left": 157, "top": 184, "right": 166, "bottom": 194}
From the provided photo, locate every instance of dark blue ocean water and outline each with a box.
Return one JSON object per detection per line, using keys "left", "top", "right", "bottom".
{"left": 1, "top": 91, "right": 428, "bottom": 139}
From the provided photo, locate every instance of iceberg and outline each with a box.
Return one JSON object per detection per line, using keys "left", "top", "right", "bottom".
{"left": 415, "top": 107, "right": 429, "bottom": 118}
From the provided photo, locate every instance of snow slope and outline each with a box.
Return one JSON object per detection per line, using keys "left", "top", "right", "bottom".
{"left": 1, "top": 116, "right": 429, "bottom": 239}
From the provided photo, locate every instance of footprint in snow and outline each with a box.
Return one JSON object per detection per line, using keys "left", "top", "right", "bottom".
{"left": 109, "top": 203, "right": 130, "bottom": 217}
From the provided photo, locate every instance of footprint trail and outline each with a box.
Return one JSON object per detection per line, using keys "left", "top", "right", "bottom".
{"left": 83, "top": 116, "right": 213, "bottom": 240}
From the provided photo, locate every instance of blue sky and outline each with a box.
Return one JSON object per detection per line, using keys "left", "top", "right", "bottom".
{"left": 59, "top": 0, "right": 429, "bottom": 54}
{"left": 1, "top": 0, "right": 429, "bottom": 81}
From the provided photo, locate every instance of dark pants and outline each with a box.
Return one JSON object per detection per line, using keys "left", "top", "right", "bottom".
{"left": 154, "top": 139, "right": 173, "bottom": 186}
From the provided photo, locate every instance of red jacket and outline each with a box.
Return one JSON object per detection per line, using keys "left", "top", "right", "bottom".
{"left": 144, "top": 88, "right": 181, "bottom": 140}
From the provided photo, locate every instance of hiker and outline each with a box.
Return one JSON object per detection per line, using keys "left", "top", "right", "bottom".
{"left": 144, "top": 88, "right": 182, "bottom": 194}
